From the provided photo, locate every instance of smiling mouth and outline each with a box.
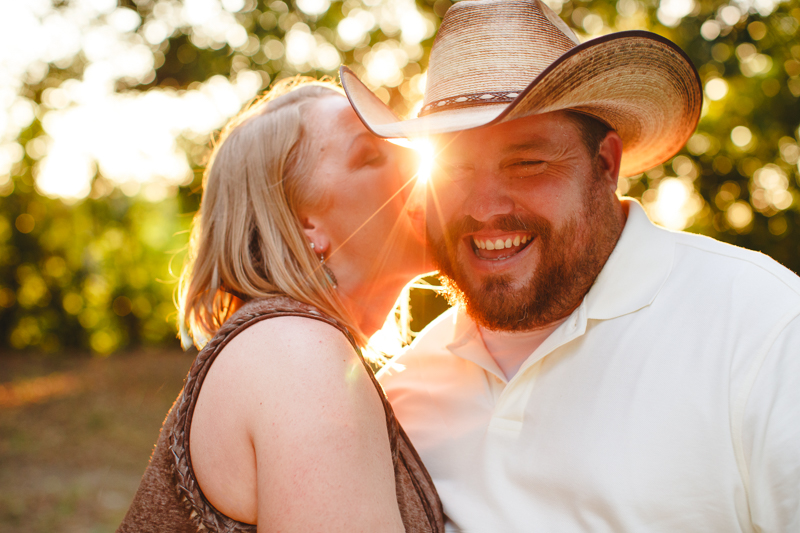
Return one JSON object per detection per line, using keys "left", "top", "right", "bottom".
{"left": 470, "top": 233, "right": 534, "bottom": 261}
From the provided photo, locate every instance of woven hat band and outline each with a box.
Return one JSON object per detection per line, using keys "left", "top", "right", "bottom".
{"left": 419, "top": 90, "right": 521, "bottom": 116}
{"left": 339, "top": 0, "right": 703, "bottom": 178}
{"left": 424, "top": 0, "right": 579, "bottom": 105}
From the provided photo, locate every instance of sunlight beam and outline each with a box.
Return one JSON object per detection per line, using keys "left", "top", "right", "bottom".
{"left": 388, "top": 137, "right": 436, "bottom": 184}
{"left": 413, "top": 139, "right": 435, "bottom": 184}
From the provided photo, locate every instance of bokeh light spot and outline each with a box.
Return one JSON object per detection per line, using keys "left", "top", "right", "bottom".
{"left": 726, "top": 201, "right": 753, "bottom": 230}
{"left": 113, "top": 296, "right": 133, "bottom": 317}
{"left": 731, "top": 126, "right": 753, "bottom": 147}
{"left": 63, "top": 293, "right": 84, "bottom": 315}
{"left": 719, "top": 5, "right": 742, "bottom": 25}
{"left": 768, "top": 216, "right": 788, "bottom": 235}
{"left": 297, "top": 0, "right": 331, "bottom": 16}
{"left": 748, "top": 21, "right": 767, "bottom": 40}
{"left": 687, "top": 133, "right": 711, "bottom": 155}
{"left": 643, "top": 177, "right": 704, "bottom": 230}
{"left": 657, "top": 0, "right": 694, "bottom": 27}
{"left": 221, "top": 0, "right": 246, "bottom": 12}
{"left": 15, "top": 214, "right": 35, "bottom": 234}
{"left": 700, "top": 20, "right": 721, "bottom": 40}
{"left": 705, "top": 78, "right": 728, "bottom": 101}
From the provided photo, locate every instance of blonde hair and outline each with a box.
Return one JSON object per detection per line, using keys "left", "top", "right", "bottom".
{"left": 178, "top": 77, "right": 367, "bottom": 349}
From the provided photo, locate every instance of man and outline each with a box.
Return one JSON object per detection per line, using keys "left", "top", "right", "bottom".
{"left": 341, "top": 0, "right": 800, "bottom": 531}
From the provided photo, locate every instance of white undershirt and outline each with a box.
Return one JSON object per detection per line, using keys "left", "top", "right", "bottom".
{"left": 479, "top": 318, "right": 566, "bottom": 380}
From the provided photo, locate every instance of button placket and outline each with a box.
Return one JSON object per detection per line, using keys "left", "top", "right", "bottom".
{"left": 489, "top": 304, "right": 588, "bottom": 432}
{"left": 484, "top": 370, "right": 506, "bottom": 404}
{"left": 489, "top": 359, "right": 544, "bottom": 433}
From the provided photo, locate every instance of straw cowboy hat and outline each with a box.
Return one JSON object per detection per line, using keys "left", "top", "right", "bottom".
{"left": 340, "top": 0, "right": 703, "bottom": 177}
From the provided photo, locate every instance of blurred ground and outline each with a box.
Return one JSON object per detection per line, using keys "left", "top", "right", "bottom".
{"left": 0, "top": 350, "right": 192, "bottom": 533}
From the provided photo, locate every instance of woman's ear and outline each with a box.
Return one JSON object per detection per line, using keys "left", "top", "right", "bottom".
{"left": 300, "top": 215, "right": 330, "bottom": 253}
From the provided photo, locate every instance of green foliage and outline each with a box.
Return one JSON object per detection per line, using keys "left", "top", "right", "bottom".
{"left": 1, "top": 0, "right": 799, "bottom": 354}
{"left": 0, "top": 171, "right": 189, "bottom": 354}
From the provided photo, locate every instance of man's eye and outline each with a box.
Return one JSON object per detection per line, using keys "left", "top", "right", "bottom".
{"left": 435, "top": 161, "right": 468, "bottom": 178}
{"left": 508, "top": 161, "right": 548, "bottom": 176}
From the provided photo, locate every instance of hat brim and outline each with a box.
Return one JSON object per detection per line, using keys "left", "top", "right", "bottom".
{"left": 340, "top": 30, "right": 702, "bottom": 177}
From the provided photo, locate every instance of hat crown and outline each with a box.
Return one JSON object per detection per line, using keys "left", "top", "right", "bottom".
{"left": 423, "top": 0, "right": 579, "bottom": 113}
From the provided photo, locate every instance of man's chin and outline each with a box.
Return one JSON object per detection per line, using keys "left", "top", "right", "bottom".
{"left": 460, "top": 269, "right": 531, "bottom": 297}
{"left": 439, "top": 271, "right": 535, "bottom": 330}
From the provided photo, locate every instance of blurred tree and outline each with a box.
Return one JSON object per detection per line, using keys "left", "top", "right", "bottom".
{"left": 0, "top": 0, "right": 798, "bottom": 354}
{"left": 0, "top": 166, "right": 187, "bottom": 354}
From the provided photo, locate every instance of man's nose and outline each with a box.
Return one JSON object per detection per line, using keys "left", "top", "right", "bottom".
{"left": 462, "top": 172, "right": 514, "bottom": 222}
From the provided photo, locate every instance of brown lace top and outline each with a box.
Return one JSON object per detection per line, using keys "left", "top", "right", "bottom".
{"left": 117, "top": 297, "right": 444, "bottom": 533}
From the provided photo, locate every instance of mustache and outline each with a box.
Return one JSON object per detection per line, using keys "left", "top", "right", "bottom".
{"left": 444, "top": 214, "right": 552, "bottom": 244}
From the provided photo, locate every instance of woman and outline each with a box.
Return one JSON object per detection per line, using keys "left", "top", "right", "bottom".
{"left": 117, "top": 78, "right": 443, "bottom": 532}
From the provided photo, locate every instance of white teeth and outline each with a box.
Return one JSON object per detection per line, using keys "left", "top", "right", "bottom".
{"left": 473, "top": 234, "right": 532, "bottom": 252}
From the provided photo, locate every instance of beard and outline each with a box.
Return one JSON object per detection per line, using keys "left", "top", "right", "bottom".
{"left": 429, "top": 175, "right": 621, "bottom": 331}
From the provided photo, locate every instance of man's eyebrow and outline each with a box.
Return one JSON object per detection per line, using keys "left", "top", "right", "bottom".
{"left": 502, "top": 140, "right": 548, "bottom": 155}
{"left": 438, "top": 139, "right": 547, "bottom": 161}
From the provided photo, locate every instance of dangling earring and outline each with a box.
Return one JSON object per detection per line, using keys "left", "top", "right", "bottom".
{"left": 310, "top": 242, "right": 337, "bottom": 289}
{"left": 319, "top": 252, "right": 338, "bottom": 289}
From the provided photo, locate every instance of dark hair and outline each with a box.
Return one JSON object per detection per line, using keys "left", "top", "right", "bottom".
{"left": 564, "top": 111, "right": 611, "bottom": 158}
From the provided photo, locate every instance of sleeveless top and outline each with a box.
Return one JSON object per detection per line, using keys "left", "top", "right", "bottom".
{"left": 117, "top": 297, "right": 444, "bottom": 533}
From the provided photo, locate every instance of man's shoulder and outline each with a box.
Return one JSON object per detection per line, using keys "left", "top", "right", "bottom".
{"left": 408, "top": 305, "right": 460, "bottom": 353}
{"left": 667, "top": 228, "right": 800, "bottom": 299}
{"left": 377, "top": 306, "right": 459, "bottom": 382}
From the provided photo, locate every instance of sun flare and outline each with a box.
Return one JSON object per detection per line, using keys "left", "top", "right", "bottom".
{"left": 414, "top": 139, "right": 436, "bottom": 184}
{"left": 389, "top": 137, "right": 436, "bottom": 184}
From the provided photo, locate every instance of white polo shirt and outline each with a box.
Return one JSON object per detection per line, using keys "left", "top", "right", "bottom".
{"left": 379, "top": 200, "right": 800, "bottom": 532}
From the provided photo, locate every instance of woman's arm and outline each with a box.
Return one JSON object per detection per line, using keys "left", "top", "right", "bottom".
{"left": 190, "top": 316, "right": 404, "bottom": 533}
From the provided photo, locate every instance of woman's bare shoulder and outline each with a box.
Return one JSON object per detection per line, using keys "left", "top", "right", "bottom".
{"left": 234, "top": 319, "right": 400, "bottom": 532}
{"left": 200, "top": 315, "right": 375, "bottom": 420}
{"left": 219, "top": 315, "right": 360, "bottom": 378}
{"left": 190, "top": 318, "right": 389, "bottom": 527}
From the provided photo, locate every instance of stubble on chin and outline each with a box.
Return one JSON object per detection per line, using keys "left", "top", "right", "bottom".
{"left": 434, "top": 217, "right": 584, "bottom": 331}
{"left": 430, "top": 180, "right": 620, "bottom": 332}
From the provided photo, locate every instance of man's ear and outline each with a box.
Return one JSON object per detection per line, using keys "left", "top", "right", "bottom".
{"left": 596, "top": 131, "right": 623, "bottom": 193}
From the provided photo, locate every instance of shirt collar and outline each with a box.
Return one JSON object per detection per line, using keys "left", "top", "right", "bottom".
{"left": 446, "top": 306, "right": 508, "bottom": 378}
{"left": 584, "top": 198, "right": 675, "bottom": 320}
